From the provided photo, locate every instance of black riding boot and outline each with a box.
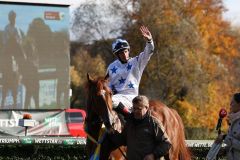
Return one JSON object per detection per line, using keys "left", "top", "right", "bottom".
{"left": 113, "top": 102, "right": 130, "bottom": 124}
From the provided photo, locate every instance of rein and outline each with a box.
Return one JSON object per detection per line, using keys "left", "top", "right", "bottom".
{"left": 85, "top": 121, "right": 128, "bottom": 160}
{"left": 84, "top": 122, "right": 107, "bottom": 160}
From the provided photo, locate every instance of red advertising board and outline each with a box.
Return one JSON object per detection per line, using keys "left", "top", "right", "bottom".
{"left": 0, "top": 109, "right": 86, "bottom": 137}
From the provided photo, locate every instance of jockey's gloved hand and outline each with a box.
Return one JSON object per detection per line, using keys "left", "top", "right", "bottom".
{"left": 114, "top": 102, "right": 131, "bottom": 117}
{"left": 111, "top": 87, "right": 118, "bottom": 95}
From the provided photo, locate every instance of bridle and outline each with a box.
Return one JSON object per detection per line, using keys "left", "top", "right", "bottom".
{"left": 86, "top": 78, "right": 114, "bottom": 131}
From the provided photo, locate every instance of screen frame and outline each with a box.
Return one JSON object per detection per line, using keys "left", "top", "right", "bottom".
{"left": 0, "top": 1, "right": 71, "bottom": 110}
{"left": 0, "top": 0, "right": 72, "bottom": 6}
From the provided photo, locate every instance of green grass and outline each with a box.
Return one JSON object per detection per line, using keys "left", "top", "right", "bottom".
{"left": 0, "top": 145, "right": 86, "bottom": 160}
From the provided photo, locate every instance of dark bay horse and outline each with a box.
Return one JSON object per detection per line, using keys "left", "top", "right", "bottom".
{"left": 85, "top": 74, "right": 191, "bottom": 160}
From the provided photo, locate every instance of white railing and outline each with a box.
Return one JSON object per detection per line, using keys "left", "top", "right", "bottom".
{"left": 186, "top": 140, "right": 214, "bottom": 147}
{"left": 0, "top": 137, "right": 216, "bottom": 147}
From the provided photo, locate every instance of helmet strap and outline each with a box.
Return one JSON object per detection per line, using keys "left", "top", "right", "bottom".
{"left": 117, "top": 55, "right": 128, "bottom": 64}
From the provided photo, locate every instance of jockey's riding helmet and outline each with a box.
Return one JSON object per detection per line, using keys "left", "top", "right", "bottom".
{"left": 112, "top": 39, "right": 130, "bottom": 55}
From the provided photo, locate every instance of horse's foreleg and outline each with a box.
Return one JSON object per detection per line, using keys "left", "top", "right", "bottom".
{"left": 13, "top": 95, "right": 17, "bottom": 109}
{"left": 100, "top": 136, "right": 116, "bottom": 160}
{"left": 33, "top": 89, "right": 39, "bottom": 109}
{"left": 24, "top": 90, "right": 30, "bottom": 109}
{"left": 1, "top": 92, "right": 5, "bottom": 108}
{"left": 12, "top": 87, "right": 18, "bottom": 109}
{"left": 86, "top": 140, "right": 96, "bottom": 160}
{"left": 1, "top": 87, "right": 7, "bottom": 108}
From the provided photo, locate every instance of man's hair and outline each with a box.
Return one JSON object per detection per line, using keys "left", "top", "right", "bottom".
{"left": 233, "top": 93, "right": 240, "bottom": 104}
{"left": 132, "top": 95, "right": 149, "bottom": 108}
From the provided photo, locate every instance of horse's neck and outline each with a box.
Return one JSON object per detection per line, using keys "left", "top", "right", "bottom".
{"left": 85, "top": 111, "right": 103, "bottom": 139}
{"left": 85, "top": 117, "right": 102, "bottom": 159}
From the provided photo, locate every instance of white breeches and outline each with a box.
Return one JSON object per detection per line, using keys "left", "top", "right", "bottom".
{"left": 112, "top": 94, "right": 136, "bottom": 112}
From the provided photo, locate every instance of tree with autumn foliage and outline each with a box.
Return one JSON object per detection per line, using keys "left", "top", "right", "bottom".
{"left": 117, "top": 0, "right": 239, "bottom": 138}
{"left": 70, "top": 47, "right": 106, "bottom": 108}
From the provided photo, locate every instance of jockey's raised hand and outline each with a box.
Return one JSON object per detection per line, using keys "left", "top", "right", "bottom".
{"left": 140, "top": 25, "right": 152, "bottom": 41}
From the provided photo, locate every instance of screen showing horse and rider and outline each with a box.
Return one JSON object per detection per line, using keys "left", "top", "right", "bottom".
{"left": 0, "top": 3, "right": 70, "bottom": 109}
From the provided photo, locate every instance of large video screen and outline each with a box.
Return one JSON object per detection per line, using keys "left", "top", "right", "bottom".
{"left": 0, "top": 3, "right": 70, "bottom": 109}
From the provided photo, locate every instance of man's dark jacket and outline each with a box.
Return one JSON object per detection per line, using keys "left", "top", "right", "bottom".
{"left": 109, "top": 111, "right": 171, "bottom": 160}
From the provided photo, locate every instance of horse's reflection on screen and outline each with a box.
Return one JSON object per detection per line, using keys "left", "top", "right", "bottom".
{"left": 0, "top": 36, "right": 22, "bottom": 108}
{"left": 85, "top": 74, "right": 191, "bottom": 160}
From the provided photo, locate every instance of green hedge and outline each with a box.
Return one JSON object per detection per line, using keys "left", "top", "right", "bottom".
{"left": 0, "top": 145, "right": 226, "bottom": 160}
{"left": 190, "top": 147, "right": 226, "bottom": 160}
{"left": 0, "top": 145, "right": 86, "bottom": 160}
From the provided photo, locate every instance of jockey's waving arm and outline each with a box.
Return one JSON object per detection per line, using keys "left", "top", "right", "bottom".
{"left": 138, "top": 25, "right": 154, "bottom": 75}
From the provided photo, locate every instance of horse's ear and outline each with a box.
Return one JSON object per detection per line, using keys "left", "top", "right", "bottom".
{"left": 87, "top": 73, "right": 94, "bottom": 83}
{"left": 104, "top": 73, "right": 109, "bottom": 81}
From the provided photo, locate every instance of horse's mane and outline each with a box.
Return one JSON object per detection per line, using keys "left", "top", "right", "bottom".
{"left": 85, "top": 76, "right": 109, "bottom": 94}
{"left": 149, "top": 100, "right": 191, "bottom": 160}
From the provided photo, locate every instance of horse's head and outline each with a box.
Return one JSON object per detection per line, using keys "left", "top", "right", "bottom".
{"left": 86, "top": 73, "right": 114, "bottom": 131}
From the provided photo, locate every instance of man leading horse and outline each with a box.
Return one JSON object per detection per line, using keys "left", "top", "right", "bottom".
{"left": 109, "top": 95, "right": 172, "bottom": 160}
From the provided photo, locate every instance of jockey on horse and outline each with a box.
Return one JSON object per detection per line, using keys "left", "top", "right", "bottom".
{"left": 106, "top": 25, "right": 154, "bottom": 119}
{"left": 86, "top": 25, "right": 191, "bottom": 160}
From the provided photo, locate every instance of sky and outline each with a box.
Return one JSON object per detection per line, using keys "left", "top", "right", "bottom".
{"left": 1, "top": 0, "right": 78, "bottom": 5}
{"left": 69, "top": 0, "right": 240, "bottom": 26}
{"left": 0, "top": 3, "right": 70, "bottom": 34}
{"left": 68, "top": 0, "right": 240, "bottom": 41}
{"left": 0, "top": 0, "right": 239, "bottom": 41}
{"left": 222, "top": 0, "right": 240, "bottom": 26}
{"left": 0, "top": 0, "right": 239, "bottom": 26}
